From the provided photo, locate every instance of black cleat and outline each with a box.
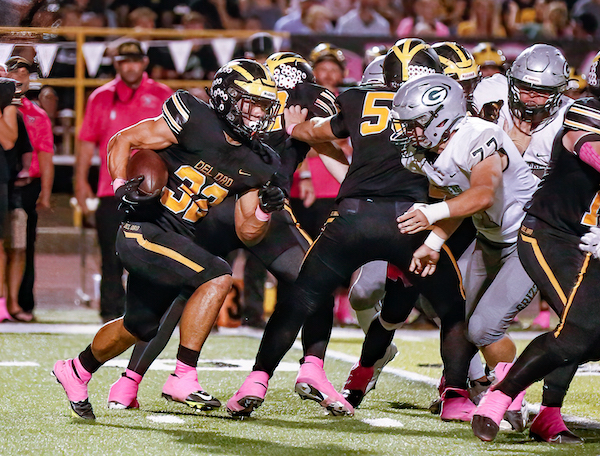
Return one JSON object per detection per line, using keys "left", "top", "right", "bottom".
{"left": 472, "top": 414, "right": 500, "bottom": 442}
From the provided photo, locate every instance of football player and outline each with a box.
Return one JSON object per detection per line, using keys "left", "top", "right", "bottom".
{"left": 392, "top": 74, "right": 538, "bottom": 426}
{"left": 472, "top": 44, "right": 573, "bottom": 180}
{"left": 472, "top": 51, "right": 600, "bottom": 444}
{"left": 473, "top": 44, "right": 579, "bottom": 434}
{"left": 52, "top": 59, "right": 286, "bottom": 420}
{"left": 104, "top": 52, "right": 348, "bottom": 418}
{"left": 471, "top": 42, "right": 506, "bottom": 78}
{"left": 285, "top": 39, "right": 479, "bottom": 421}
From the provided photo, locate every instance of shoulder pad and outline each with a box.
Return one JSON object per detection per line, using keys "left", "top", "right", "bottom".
{"left": 162, "top": 90, "right": 198, "bottom": 136}
{"left": 564, "top": 97, "right": 600, "bottom": 134}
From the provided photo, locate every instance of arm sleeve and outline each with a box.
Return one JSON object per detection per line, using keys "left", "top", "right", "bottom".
{"left": 309, "top": 87, "right": 338, "bottom": 119}
{"left": 564, "top": 99, "right": 600, "bottom": 134}
{"left": 162, "top": 90, "right": 196, "bottom": 140}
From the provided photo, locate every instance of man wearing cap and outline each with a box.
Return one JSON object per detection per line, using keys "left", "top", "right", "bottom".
{"left": 75, "top": 39, "right": 172, "bottom": 322}
{"left": 6, "top": 56, "right": 54, "bottom": 322}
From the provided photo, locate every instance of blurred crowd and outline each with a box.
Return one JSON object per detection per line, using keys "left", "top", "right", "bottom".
{"left": 0, "top": 0, "right": 599, "bottom": 41}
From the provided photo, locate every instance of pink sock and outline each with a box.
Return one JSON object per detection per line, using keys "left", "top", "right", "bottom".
{"left": 125, "top": 369, "right": 143, "bottom": 384}
{"left": 73, "top": 357, "right": 92, "bottom": 383}
{"left": 304, "top": 355, "right": 324, "bottom": 369}
{"left": 174, "top": 359, "right": 196, "bottom": 377}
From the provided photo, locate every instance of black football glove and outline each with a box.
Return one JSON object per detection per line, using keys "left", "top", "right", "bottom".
{"left": 115, "top": 176, "right": 162, "bottom": 214}
{"left": 258, "top": 184, "right": 286, "bottom": 213}
{"left": 0, "top": 78, "right": 16, "bottom": 111}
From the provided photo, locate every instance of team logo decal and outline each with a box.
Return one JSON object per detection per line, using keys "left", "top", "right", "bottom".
{"left": 422, "top": 86, "right": 448, "bottom": 106}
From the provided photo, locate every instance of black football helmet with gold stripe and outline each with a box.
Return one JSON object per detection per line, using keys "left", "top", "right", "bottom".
{"left": 209, "top": 59, "right": 279, "bottom": 140}
{"left": 265, "top": 52, "right": 316, "bottom": 90}
{"left": 433, "top": 42, "right": 481, "bottom": 95}
{"left": 383, "top": 38, "right": 443, "bottom": 90}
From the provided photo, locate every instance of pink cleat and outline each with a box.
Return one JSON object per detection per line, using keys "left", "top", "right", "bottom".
{"left": 471, "top": 389, "right": 513, "bottom": 441}
{"left": 440, "top": 387, "right": 476, "bottom": 422}
{"left": 494, "top": 362, "right": 529, "bottom": 431}
{"left": 530, "top": 310, "right": 551, "bottom": 330}
{"left": 295, "top": 356, "right": 354, "bottom": 416}
{"left": 341, "top": 362, "right": 375, "bottom": 408}
{"left": 529, "top": 406, "right": 583, "bottom": 444}
{"left": 108, "top": 371, "right": 141, "bottom": 410}
{"left": 226, "top": 371, "right": 269, "bottom": 418}
{"left": 52, "top": 359, "right": 95, "bottom": 420}
{"left": 162, "top": 369, "right": 221, "bottom": 411}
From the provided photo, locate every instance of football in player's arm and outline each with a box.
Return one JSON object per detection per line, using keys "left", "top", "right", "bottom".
{"left": 107, "top": 114, "right": 280, "bottom": 245}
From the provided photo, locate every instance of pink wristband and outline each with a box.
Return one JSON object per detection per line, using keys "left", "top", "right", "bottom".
{"left": 112, "top": 178, "right": 126, "bottom": 193}
{"left": 255, "top": 206, "right": 271, "bottom": 222}
{"left": 579, "top": 142, "right": 600, "bottom": 173}
{"left": 286, "top": 123, "right": 298, "bottom": 136}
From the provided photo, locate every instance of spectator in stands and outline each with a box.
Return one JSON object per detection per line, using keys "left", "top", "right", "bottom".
{"left": 396, "top": 0, "right": 451, "bottom": 37}
{"left": 274, "top": 0, "right": 325, "bottom": 33}
{"left": 335, "top": 0, "right": 391, "bottom": 35}
{"left": 539, "top": 1, "right": 573, "bottom": 38}
{"left": 572, "top": 12, "right": 599, "bottom": 39}
{"left": 241, "top": 0, "right": 283, "bottom": 29}
{"left": 6, "top": 56, "right": 54, "bottom": 323}
{"left": 190, "top": 0, "right": 244, "bottom": 29}
{"left": 572, "top": 0, "right": 600, "bottom": 38}
{"left": 457, "top": 0, "right": 507, "bottom": 37}
{"left": 305, "top": 4, "right": 335, "bottom": 32}
{"left": 501, "top": 0, "right": 537, "bottom": 37}
{"left": 75, "top": 39, "right": 172, "bottom": 323}
{"left": 181, "top": 12, "right": 220, "bottom": 82}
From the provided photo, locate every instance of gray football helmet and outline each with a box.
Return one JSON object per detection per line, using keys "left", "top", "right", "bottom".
{"left": 360, "top": 55, "right": 385, "bottom": 86}
{"left": 390, "top": 74, "right": 466, "bottom": 150}
{"left": 507, "top": 44, "right": 569, "bottom": 124}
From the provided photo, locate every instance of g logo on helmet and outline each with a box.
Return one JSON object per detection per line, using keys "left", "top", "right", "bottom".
{"left": 422, "top": 86, "right": 448, "bottom": 106}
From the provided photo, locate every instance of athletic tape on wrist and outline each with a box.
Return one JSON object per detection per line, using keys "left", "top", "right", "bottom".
{"left": 112, "top": 178, "right": 126, "bottom": 193}
{"left": 419, "top": 202, "right": 450, "bottom": 225}
{"left": 286, "top": 123, "right": 298, "bottom": 136}
{"left": 255, "top": 206, "right": 271, "bottom": 222}
{"left": 424, "top": 231, "right": 445, "bottom": 252}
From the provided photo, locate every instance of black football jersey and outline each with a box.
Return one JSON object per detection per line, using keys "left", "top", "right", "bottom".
{"left": 526, "top": 97, "right": 600, "bottom": 237}
{"left": 144, "top": 90, "right": 279, "bottom": 238}
{"left": 265, "top": 82, "right": 338, "bottom": 191}
{"left": 329, "top": 86, "right": 428, "bottom": 202}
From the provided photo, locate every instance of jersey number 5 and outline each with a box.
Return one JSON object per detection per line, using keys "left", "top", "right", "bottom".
{"left": 582, "top": 191, "right": 600, "bottom": 226}
{"left": 161, "top": 165, "right": 228, "bottom": 223}
{"left": 359, "top": 92, "right": 394, "bottom": 136}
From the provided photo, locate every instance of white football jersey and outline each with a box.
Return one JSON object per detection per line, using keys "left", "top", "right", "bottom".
{"left": 401, "top": 116, "right": 538, "bottom": 243}
{"left": 472, "top": 73, "right": 572, "bottom": 179}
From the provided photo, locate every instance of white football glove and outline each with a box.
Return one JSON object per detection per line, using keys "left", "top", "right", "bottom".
{"left": 579, "top": 226, "right": 600, "bottom": 259}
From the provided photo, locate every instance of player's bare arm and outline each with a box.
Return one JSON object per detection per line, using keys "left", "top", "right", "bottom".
{"left": 234, "top": 189, "right": 270, "bottom": 246}
{"left": 0, "top": 104, "right": 18, "bottom": 150}
{"left": 108, "top": 115, "right": 176, "bottom": 181}
{"left": 410, "top": 218, "right": 464, "bottom": 277}
{"left": 285, "top": 106, "right": 337, "bottom": 144}
{"left": 398, "top": 153, "right": 502, "bottom": 234}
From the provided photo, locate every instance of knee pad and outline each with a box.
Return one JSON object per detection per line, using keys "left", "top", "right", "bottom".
{"left": 377, "top": 311, "right": 404, "bottom": 331}
{"left": 349, "top": 285, "right": 385, "bottom": 311}
{"left": 467, "top": 315, "right": 504, "bottom": 347}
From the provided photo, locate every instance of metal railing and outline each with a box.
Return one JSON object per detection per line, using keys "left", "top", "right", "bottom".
{"left": 0, "top": 26, "right": 289, "bottom": 140}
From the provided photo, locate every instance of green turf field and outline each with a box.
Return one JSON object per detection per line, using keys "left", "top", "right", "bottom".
{"left": 1, "top": 311, "right": 599, "bottom": 455}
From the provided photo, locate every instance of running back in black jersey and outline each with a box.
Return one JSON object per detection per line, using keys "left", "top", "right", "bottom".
{"left": 527, "top": 97, "right": 600, "bottom": 237}
{"left": 328, "top": 86, "right": 428, "bottom": 202}
{"left": 149, "top": 91, "right": 279, "bottom": 238}
{"left": 265, "top": 82, "right": 338, "bottom": 191}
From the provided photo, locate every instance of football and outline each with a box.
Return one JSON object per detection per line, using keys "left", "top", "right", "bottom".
{"left": 126, "top": 149, "right": 169, "bottom": 195}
